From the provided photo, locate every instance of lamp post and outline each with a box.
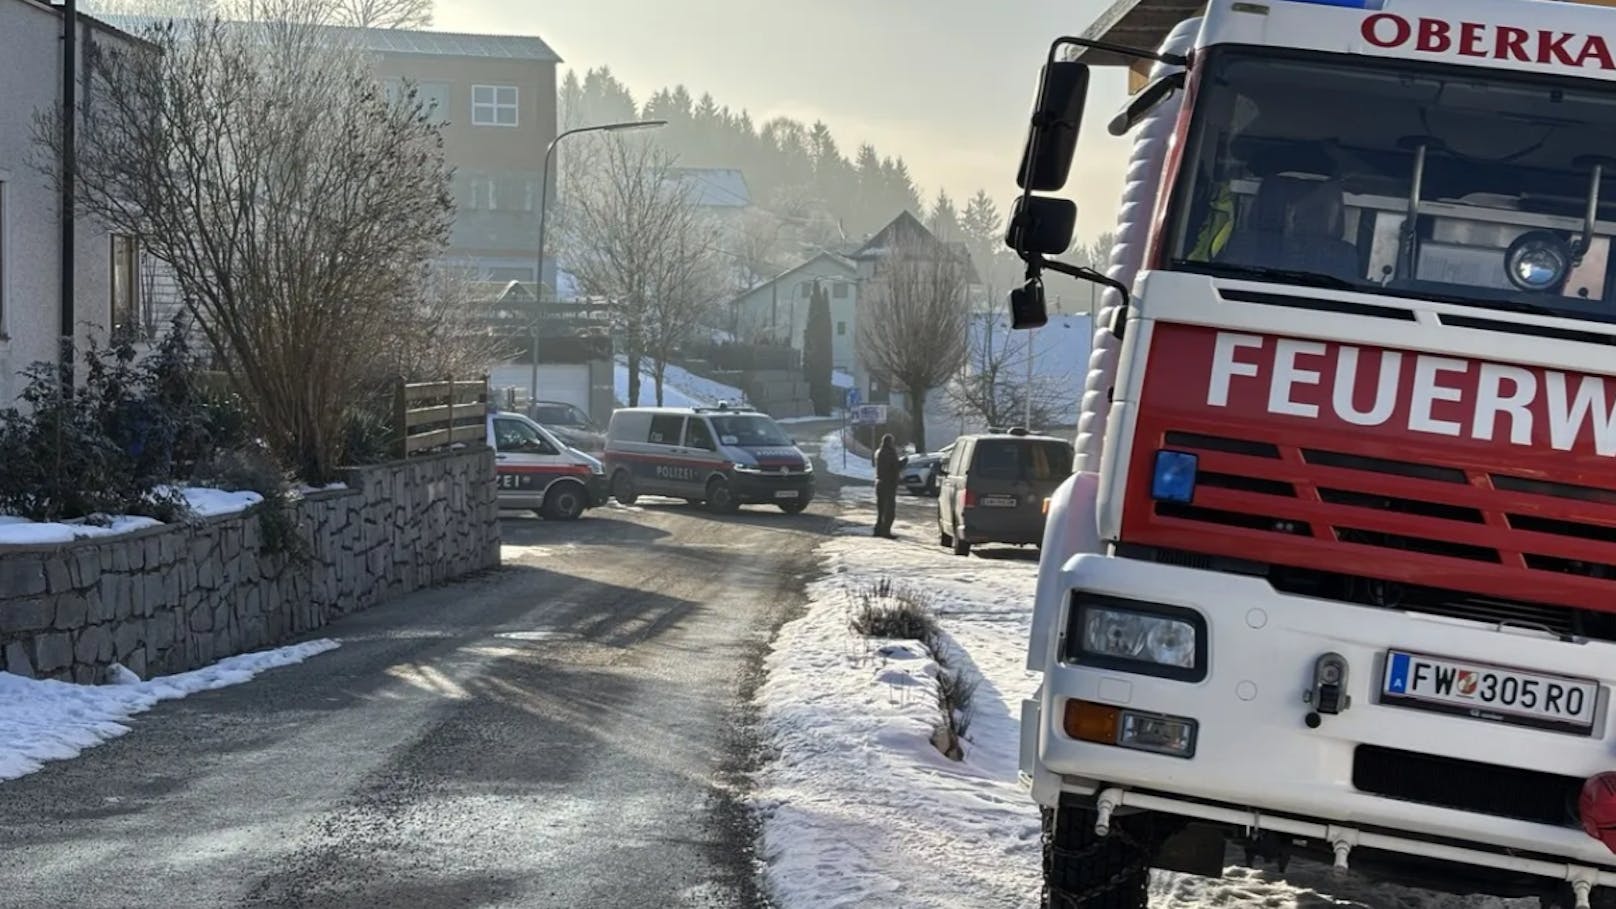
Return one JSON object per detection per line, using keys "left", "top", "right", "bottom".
{"left": 529, "top": 118, "right": 667, "bottom": 410}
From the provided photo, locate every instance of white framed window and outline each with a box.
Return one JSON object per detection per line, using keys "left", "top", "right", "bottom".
{"left": 471, "top": 85, "right": 519, "bottom": 127}
{"left": 833, "top": 282, "right": 850, "bottom": 299}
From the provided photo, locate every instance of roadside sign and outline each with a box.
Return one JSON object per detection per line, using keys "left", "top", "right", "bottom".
{"left": 853, "top": 404, "right": 887, "bottom": 426}
{"left": 846, "top": 387, "right": 860, "bottom": 409}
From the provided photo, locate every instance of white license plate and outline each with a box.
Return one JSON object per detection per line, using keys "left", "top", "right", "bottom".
{"left": 1381, "top": 650, "right": 1599, "bottom": 734}
{"left": 980, "top": 495, "right": 1017, "bottom": 507}
{"left": 775, "top": 490, "right": 800, "bottom": 499}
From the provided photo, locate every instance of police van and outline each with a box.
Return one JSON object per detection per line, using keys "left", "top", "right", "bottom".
{"left": 487, "top": 409, "right": 608, "bottom": 519}
{"left": 603, "top": 405, "right": 814, "bottom": 514}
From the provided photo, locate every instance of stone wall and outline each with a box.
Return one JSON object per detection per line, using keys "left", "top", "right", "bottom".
{"left": 0, "top": 448, "right": 500, "bottom": 683}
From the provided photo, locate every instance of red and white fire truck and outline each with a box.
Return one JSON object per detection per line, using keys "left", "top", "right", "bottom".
{"left": 1008, "top": 0, "right": 1616, "bottom": 905}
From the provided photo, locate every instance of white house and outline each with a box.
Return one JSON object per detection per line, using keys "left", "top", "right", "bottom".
{"left": 0, "top": 1, "right": 145, "bottom": 407}
{"left": 723, "top": 252, "right": 860, "bottom": 371}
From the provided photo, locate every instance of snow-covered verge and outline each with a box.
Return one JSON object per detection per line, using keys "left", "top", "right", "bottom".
{"left": 753, "top": 491, "right": 1535, "bottom": 909}
{"left": 818, "top": 430, "right": 875, "bottom": 482}
{"left": 0, "top": 486, "right": 265, "bottom": 546}
{"left": 0, "top": 639, "right": 339, "bottom": 783}
{"left": 613, "top": 356, "right": 746, "bottom": 408}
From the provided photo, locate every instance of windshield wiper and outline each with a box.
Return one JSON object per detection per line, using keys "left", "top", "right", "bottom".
{"left": 1183, "top": 262, "right": 1358, "bottom": 291}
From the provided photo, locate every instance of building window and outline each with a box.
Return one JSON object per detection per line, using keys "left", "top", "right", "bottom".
{"left": 472, "top": 85, "right": 519, "bottom": 127}
{"left": 110, "top": 234, "right": 140, "bottom": 336}
{"left": 799, "top": 281, "right": 812, "bottom": 298}
{"left": 836, "top": 321, "right": 847, "bottom": 337}
{"left": 833, "top": 282, "right": 849, "bottom": 299}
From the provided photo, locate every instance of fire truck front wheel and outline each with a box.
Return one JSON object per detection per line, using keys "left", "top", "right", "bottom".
{"left": 1042, "top": 800, "right": 1151, "bottom": 909}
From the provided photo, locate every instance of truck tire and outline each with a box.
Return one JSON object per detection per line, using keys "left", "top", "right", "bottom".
{"left": 1042, "top": 802, "right": 1151, "bottom": 909}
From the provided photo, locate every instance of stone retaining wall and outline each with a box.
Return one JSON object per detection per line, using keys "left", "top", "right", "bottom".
{"left": 0, "top": 448, "right": 500, "bottom": 683}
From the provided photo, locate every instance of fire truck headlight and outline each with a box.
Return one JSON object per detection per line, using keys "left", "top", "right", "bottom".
{"left": 1505, "top": 231, "right": 1571, "bottom": 293}
{"left": 1151, "top": 450, "right": 1198, "bottom": 504}
{"left": 1075, "top": 599, "right": 1203, "bottom": 676}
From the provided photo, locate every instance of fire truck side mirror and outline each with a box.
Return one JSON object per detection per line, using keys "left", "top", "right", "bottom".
{"left": 1009, "top": 281, "right": 1049, "bottom": 330}
{"left": 1017, "top": 61, "right": 1090, "bottom": 192}
{"left": 1006, "top": 195, "right": 1076, "bottom": 256}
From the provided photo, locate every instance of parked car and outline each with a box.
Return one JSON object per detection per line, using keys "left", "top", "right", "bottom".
{"left": 528, "top": 400, "right": 606, "bottom": 455}
{"left": 603, "top": 404, "right": 814, "bottom": 514}
{"left": 937, "top": 430, "right": 1074, "bottom": 556}
{"left": 900, "top": 442, "right": 955, "bottom": 496}
{"left": 487, "top": 410, "right": 608, "bottom": 520}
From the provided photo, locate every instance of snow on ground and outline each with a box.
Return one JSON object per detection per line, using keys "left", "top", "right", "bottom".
{"left": 818, "top": 431, "right": 875, "bottom": 483}
{"left": 754, "top": 489, "right": 1537, "bottom": 909}
{"left": 0, "top": 639, "right": 339, "bottom": 782}
{"left": 613, "top": 356, "right": 746, "bottom": 408}
{"left": 0, "top": 486, "right": 266, "bottom": 546}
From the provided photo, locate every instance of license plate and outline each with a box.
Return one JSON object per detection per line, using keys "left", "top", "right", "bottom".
{"left": 980, "top": 495, "right": 1017, "bottom": 507}
{"left": 1381, "top": 650, "right": 1600, "bottom": 734}
{"left": 775, "top": 490, "right": 800, "bottom": 499}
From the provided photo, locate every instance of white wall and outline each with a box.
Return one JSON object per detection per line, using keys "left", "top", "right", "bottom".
{"left": 0, "top": 2, "right": 119, "bottom": 408}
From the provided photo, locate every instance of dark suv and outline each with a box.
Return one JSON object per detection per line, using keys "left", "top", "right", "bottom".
{"left": 529, "top": 401, "right": 606, "bottom": 454}
{"left": 936, "top": 431, "right": 1074, "bottom": 556}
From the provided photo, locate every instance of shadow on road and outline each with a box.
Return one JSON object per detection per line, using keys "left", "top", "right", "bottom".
{"left": 498, "top": 512, "right": 673, "bottom": 547}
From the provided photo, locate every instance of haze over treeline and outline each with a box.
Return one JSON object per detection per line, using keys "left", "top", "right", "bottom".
{"left": 559, "top": 66, "right": 1111, "bottom": 304}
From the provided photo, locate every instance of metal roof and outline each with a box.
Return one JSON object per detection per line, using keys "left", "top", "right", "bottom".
{"left": 1075, "top": 0, "right": 1205, "bottom": 66}
{"left": 333, "top": 25, "right": 560, "bottom": 62}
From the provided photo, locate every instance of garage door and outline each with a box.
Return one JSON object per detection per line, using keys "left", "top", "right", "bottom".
{"left": 532, "top": 364, "right": 591, "bottom": 413}
{"left": 488, "top": 362, "right": 593, "bottom": 415}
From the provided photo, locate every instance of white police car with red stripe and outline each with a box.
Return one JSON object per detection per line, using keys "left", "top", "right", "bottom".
{"left": 487, "top": 410, "right": 607, "bottom": 520}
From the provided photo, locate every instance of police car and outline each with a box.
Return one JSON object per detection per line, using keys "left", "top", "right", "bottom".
{"left": 487, "top": 409, "right": 608, "bottom": 519}
{"left": 603, "top": 404, "right": 815, "bottom": 514}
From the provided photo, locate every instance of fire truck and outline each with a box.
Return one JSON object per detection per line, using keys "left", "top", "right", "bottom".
{"left": 1007, "top": 0, "right": 1616, "bottom": 905}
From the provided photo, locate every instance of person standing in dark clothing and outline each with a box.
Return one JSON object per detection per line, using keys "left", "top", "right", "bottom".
{"left": 873, "top": 433, "right": 901, "bottom": 538}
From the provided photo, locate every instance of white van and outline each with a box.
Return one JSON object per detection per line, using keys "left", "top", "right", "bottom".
{"left": 603, "top": 405, "right": 815, "bottom": 514}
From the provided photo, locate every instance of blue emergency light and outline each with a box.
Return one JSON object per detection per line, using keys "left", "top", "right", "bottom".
{"left": 1151, "top": 450, "right": 1199, "bottom": 504}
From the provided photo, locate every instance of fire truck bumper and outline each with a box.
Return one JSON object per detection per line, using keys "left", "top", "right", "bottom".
{"left": 1025, "top": 552, "right": 1616, "bottom": 883}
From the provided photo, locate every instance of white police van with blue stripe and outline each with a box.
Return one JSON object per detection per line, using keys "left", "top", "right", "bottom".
{"left": 603, "top": 404, "right": 815, "bottom": 514}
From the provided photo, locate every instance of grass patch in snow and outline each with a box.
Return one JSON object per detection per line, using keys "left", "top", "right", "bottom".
{"left": 845, "top": 575, "right": 977, "bottom": 762}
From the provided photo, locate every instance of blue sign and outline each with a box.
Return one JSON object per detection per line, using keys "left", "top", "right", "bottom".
{"left": 846, "top": 387, "right": 860, "bottom": 408}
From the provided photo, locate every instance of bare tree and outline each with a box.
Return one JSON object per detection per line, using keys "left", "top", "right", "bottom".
{"left": 379, "top": 264, "right": 514, "bottom": 384}
{"left": 645, "top": 213, "right": 725, "bottom": 405}
{"left": 856, "top": 235, "right": 972, "bottom": 449}
{"left": 330, "top": 0, "right": 432, "bottom": 29}
{"left": 947, "top": 314, "right": 1067, "bottom": 431}
{"left": 561, "top": 136, "right": 710, "bottom": 406}
{"left": 37, "top": 7, "right": 455, "bottom": 482}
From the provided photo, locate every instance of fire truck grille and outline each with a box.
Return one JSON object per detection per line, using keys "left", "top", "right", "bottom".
{"left": 1352, "top": 745, "right": 1582, "bottom": 829}
{"left": 1136, "top": 429, "right": 1616, "bottom": 620}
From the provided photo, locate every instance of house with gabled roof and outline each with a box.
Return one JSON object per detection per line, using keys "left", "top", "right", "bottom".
{"left": 723, "top": 251, "right": 860, "bottom": 373}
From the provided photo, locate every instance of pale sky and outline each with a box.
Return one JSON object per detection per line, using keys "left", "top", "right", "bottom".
{"left": 437, "top": 0, "right": 1136, "bottom": 246}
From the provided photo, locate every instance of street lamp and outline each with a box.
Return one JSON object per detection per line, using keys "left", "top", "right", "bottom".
{"left": 529, "top": 118, "right": 667, "bottom": 409}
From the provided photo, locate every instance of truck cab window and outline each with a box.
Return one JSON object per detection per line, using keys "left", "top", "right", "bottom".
{"left": 1166, "top": 48, "right": 1616, "bottom": 324}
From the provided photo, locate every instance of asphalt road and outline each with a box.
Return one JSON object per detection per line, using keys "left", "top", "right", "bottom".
{"left": 0, "top": 489, "right": 857, "bottom": 909}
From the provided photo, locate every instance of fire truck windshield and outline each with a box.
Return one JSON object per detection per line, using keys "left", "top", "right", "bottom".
{"left": 1166, "top": 47, "right": 1616, "bottom": 325}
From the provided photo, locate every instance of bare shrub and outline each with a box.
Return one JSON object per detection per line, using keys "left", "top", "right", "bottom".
{"left": 848, "top": 577, "right": 941, "bottom": 641}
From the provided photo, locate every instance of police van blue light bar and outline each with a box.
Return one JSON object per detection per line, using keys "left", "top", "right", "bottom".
{"left": 1151, "top": 450, "right": 1198, "bottom": 504}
